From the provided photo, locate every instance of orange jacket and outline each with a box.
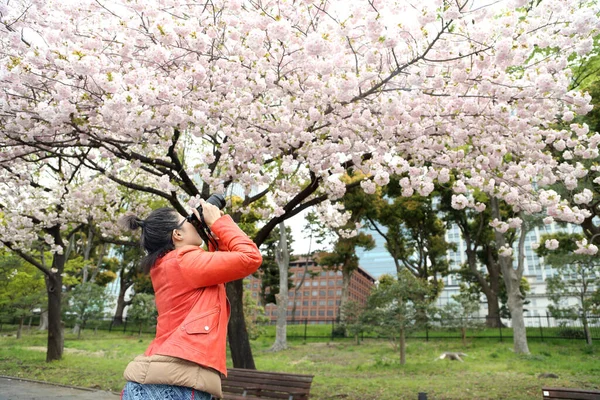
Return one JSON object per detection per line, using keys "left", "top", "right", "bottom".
{"left": 144, "top": 215, "right": 262, "bottom": 375}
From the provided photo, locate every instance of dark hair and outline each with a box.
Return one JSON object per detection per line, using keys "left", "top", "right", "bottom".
{"left": 119, "top": 207, "right": 181, "bottom": 273}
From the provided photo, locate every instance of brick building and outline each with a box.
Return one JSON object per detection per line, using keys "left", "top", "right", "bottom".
{"left": 245, "top": 257, "right": 376, "bottom": 324}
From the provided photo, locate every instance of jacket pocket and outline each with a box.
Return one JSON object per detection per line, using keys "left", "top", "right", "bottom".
{"left": 182, "top": 306, "right": 220, "bottom": 334}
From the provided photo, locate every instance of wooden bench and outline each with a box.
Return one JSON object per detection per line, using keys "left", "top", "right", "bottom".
{"left": 220, "top": 368, "right": 313, "bottom": 400}
{"left": 542, "top": 387, "right": 600, "bottom": 400}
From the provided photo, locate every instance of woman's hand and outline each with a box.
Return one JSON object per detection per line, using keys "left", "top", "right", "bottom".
{"left": 196, "top": 199, "right": 224, "bottom": 228}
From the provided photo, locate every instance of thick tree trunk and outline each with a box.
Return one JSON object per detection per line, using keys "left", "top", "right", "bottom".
{"left": 466, "top": 247, "right": 501, "bottom": 328}
{"left": 226, "top": 279, "right": 256, "bottom": 369}
{"left": 506, "top": 286, "right": 529, "bottom": 354}
{"left": 490, "top": 199, "right": 529, "bottom": 354}
{"left": 271, "top": 222, "right": 289, "bottom": 352}
{"left": 113, "top": 278, "right": 132, "bottom": 326}
{"left": 45, "top": 270, "right": 64, "bottom": 362}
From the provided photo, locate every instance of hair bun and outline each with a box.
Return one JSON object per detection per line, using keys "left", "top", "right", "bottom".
{"left": 119, "top": 214, "right": 144, "bottom": 231}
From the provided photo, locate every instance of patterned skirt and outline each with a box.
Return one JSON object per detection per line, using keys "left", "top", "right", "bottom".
{"left": 121, "top": 381, "right": 213, "bottom": 400}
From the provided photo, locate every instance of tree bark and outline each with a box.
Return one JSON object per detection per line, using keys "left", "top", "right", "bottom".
{"left": 45, "top": 267, "right": 64, "bottom": 362}
{"left": 17, "top": 316, "right": 24, "bottom": 339}
{"left": 38, "top": 310, "right": 48, "bottom": 330}
{"left": 490, "top": 199, "right": 529, "bottom": 354}
{"left": 339, "top": 261, "right": 352, "bottom": 324}
{"left": 226, "top": 279, "right": 256, "bottom": 369}
{"left": 112, "top": 270, "right": 133, "bottom": 326}
{"left": 271, "top": 222, "right": 289, "bottom": 352}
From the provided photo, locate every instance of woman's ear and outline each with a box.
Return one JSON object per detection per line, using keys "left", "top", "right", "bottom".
{"left": 172, "top": 228, "right": 184, "bottom": 243}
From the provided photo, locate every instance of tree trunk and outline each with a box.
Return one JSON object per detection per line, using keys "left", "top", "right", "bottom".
{"left": 582, "top": 314, "right": 592, "bottom": 346}
{"left": 45, "top": 268, "right": 64, "bottom": 362}
{"left": 399, "top": 328, "right": 406, "bottom": 365}
{"left": 17, "top": 316, "right": 24, "bottom": 339}
{"left": 461, "top": 326, "right": 466, "bottom": 347}
{"left": 226, "top": 279, "right": 256, "bottom": 369}
{"left": 39, "top": 310, "right": 48, "bottom": 331}
{"left": 113, "top": 276, "right": 133, "bottom": 326}
{"left": 339, "top": 264, "right": 351, "bottom": 323}
{"left": 506, "top": 288, "right": 529, "bottom": 353}
{"left": 271, "top": 222, "right": 289, "bottom": 352}
{"left": 490, "top": 199, "right": 529, "bottom": 354}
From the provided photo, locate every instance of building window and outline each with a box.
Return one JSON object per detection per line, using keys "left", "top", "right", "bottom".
{"left": 312, "top": 281, "right": 319, "bottom": 286}
{"left": 303, "top": 291, "right": 310, "bottom": 296}
{"left": 320, "top": 281, "right": 327, "bottom": 286}
{"left": 328, "top": 280, "right": 335, "bottom": 286}
{"left": 312, "top": 301, "right": 317, "bottom": 306}
{"left": 336, "top": 290, "right": 341, "bottom": 296}
{"left": 318, "top": 310, "right": 325, "bottom": 316}
{"left": 303, "top": 301, "right": 308, "bottom": 306}
{"left": 319, "top": 300, "right": 326, "bottom": 306}
{"left": 327, "top": 310, "right": 334, "bottom": 316}
{"left": 328, "top": 300, "right": 334, "bottom": 306}
{"left": 319, "top": 290, "right": 326, "bottom": 296}
{"left": 329, "top": 271, "right": 335, "bottom": 276}
{"left": 302, "top": 310, "right": 308, "bottom": 316}
{"left": 337, "top": 280, "right": 343, "bottom": 285}
{"left": 310, "top": 310, "right": 316, "bottom": 316}
{"left": 328, "top": 290, "right": 334, "bottom": 296}
{"left": 312, "top": 290, "right": 317, "bottom": 296}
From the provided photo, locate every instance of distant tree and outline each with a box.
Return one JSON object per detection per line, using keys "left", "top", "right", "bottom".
{"left": 0, "top": 254, "right": 46, "bottom": 338}
{"left": 536, "top": 232, "right": 599, "bottom": 345}
{"left": 341, "top": 300, "right": 366, "bottom": 345}
{"left": 63, "top": 282, "right": 113, "bottom": 339}
{"left": 242, "top": 285, "right": 269, "bottom": 340}
{"left": 127, "top": 293, "right": 157, "bottom": 337}
{"left": 365, "top": 183, "right": 453, "bottom": 324}
{"left": 436, "top": 289, "right": 483, "bottom": 346}
{"left": 362, "top": 271, "right": 432, "bottom": 364}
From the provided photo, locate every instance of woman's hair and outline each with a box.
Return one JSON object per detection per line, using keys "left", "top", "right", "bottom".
{"left": 119, "top": 207, "right": 181, "bottom": 273}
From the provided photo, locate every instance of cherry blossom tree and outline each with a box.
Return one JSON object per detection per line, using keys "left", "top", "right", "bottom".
{"left": 0, "top": 155, "right": 129, "bottom": 361}
{"left": 1, "top": 0, "right": 599, "bottom": 361}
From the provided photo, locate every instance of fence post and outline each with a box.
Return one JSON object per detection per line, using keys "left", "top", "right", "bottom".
{"left": 425, "top": 324, "right": 429, "bottom": 342}
{"left": 546, "top": 312, "right": 551, "bottom": 329}
{"left": 498, "top": 316, "right": 503, "bottom": 342}
{"left": 418, "top": 392, "right": 428, "bottom": 400}
{"left": 538, "top": 315, "right": 543, "bottom": 341}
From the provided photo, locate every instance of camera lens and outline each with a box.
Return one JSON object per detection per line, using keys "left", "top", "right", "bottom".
{"left": 205, "top": 194, "right": 226, "bottom": 210}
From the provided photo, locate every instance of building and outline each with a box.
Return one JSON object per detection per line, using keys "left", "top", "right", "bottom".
{"left": 245, "top": 257, "right": 376, "bottom": 324}
{"left": 356, "top": 222, "right": 585, "bottom": 322}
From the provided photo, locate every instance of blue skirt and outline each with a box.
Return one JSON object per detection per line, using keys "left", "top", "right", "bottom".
{"left": 121, "top": 381, "right": 213, "bottom": 400}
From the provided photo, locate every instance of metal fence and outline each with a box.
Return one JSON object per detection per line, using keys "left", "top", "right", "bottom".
{"left": 256, "top": 314, "right": 600, "bottom": 342}
{"left": 2, "top": 314, "right": 599, "bottom": 342}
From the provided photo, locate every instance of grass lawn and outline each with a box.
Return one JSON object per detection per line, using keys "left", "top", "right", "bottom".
{"left": 0, "top": 328, "right": 599, "bottom": 399}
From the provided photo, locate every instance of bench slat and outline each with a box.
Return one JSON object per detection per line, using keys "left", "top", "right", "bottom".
{"left": 542, "top": 387, "right": 600, "bottom": 400}
{"left": 220, "top": 368, "right": 314, "bottom": 400}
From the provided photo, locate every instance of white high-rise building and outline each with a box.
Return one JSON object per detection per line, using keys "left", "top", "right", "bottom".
{"left": 356, "top": 222, "right": 584, "bottom": 322}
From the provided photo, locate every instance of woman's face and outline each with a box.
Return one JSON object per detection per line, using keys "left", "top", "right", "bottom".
{"left": 171, "top": 214, "right": 204, "bottom": 248}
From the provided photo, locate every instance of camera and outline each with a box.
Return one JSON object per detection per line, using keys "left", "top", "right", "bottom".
{"left": 188, "top": 194, "right": 226, "bottom": 250}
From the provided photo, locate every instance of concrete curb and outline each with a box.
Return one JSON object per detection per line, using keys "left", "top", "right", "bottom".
{"left": 0, "top": 375, "right": 121, "bottom": 396}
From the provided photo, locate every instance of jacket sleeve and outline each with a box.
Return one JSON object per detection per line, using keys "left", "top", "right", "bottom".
{"left": 177, "top": 215, "right": 263, "bottom": 287}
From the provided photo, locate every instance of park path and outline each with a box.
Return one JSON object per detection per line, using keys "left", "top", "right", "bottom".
{"left": 0, "top": 376, "right": 120, "bottom": 399}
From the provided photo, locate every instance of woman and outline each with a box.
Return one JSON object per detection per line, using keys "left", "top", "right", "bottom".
{"left": 119, "top": 200, "right": 263, "bottom": 400}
